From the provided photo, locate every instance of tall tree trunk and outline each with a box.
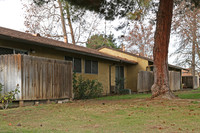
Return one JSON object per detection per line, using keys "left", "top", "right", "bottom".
{"left": 151, "top": 0, "right": 175, "bottom": 99}
{"left": 192, "top": 10, "right": 197, "bottom": 89}
{"left": 65, "top": 2, "right": 76, "bottom": 45}
{"left": 58, "top": 0, "right": 68, "bottom": 43}
{"left": 192, "top": 43, "right": 196, "bottom": 89}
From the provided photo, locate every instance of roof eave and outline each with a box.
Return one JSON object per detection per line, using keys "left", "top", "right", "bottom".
{"left": 0, "top": 34, "right": 137, "bottom": 64}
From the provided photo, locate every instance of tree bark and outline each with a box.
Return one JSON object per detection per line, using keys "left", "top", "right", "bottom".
{"left": 192, "top": 10, "right": 197, "bottom": 89}
{"left": 58, "top": 0, "right": 68, "bottom": 43}
{"left": 192, "top": 43, "right": 196, "bottom": 89}
{"left": 151, "top": 0, "right": 176, "bottom": 99}
{"left": 65, "top": 2, "right": 76, "bottom": 45}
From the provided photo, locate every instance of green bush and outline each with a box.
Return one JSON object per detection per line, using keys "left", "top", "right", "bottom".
{"left": 0, "top": 83, "right": 20, "bottom": 109}
{"left": 73, "top": 74, "right": 103, "bottom": 99}
{"left": 115, "top": 77, "right": 126, "bottom": 94}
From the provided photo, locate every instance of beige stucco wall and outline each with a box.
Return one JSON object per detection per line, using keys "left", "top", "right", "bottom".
{"left": 99, "top": 48, "right": 139, "bottom": 62}
{"left": 76, "top": 60, "right": 111, "bottom": 94}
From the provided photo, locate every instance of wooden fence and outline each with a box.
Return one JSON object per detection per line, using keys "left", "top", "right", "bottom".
{"left": 137, "top": 71, "right": 181, "bottom": 93}
{"left": 169, "top": 71, "right": 181, "bottom": 91}
{"left": 137, "top": 71, "right": 154, "bottom": 93}
{"left": 182, "top": 76, "right": 199, "bottom": 89}
{"left": 0, "top": 54, "right": 73, "bottom": 101}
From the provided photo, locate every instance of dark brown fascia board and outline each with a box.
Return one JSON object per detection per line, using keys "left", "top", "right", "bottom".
{"left": 0, "top": 34, "right": 137, "bottom": 65}
{"left": 168, "top": 64, "right": 187, "bottom": 71}
{"left": 147, "top": 60, "right": 184, "bottom": 70}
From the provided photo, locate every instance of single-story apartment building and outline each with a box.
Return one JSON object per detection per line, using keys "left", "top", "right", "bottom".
{"left": 98, "top": 47, "right": 184, "bottom": 92}
{"left": 0, "top": 27, "right": 183, "bottom": 95}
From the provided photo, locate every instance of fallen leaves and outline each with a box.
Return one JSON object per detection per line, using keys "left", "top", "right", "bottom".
{"left": 171, "top": 124, "right": 175, "bottom": 126}
{"left": 169, "top": 108, "right": 175, "bottom": 111}
{"left": 17, "top": 123, "right": 21, "bottom": 126}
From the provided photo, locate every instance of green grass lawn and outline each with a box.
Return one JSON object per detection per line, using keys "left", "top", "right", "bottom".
{"left": 0, "top": 89, "right": 200, "bottom": 133}
{"left": 174, "top": 87, "right": 200, "bottom": 99}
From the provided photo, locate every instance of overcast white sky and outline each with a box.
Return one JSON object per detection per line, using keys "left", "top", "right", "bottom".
{"left": 0, "top": 0, "right": 25, "bottom": 31}
{"left": 0, "top": 0, "right": 176, "bottom": 64}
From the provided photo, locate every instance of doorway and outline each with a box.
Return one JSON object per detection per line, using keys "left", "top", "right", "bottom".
{"left": 115, "top": 66, "right": 124, "bottom": 89}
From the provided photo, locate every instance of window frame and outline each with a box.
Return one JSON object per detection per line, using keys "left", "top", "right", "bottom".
{"left": 84, "top": 59, "right": 98, "bottom": 74}
{"left": 14, "top": 49, "right": 28, "bottom": 55}
{"left": 0, "top": 47, "right": 28, "bottom": 55}
{"left": 64, "top": 56, "right": 82, "bottom": 73}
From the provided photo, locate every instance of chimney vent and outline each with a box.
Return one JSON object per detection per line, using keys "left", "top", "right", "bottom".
{"left": 121, "top": 43, "right": 125, "bottom": 51}
{"left": 32, "top": 33, "right": 41, "bottom": 37}
{"left": 64, "top": 36, "right": 68, "bottom": 43}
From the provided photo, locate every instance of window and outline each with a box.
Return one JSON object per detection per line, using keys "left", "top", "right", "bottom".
{"left": 65, "top": 56, "right": 73, "bottom": 61}
{"left": 0, "top": 47, "right": 13, "bottom": 55}
{"left": 74, "top": 58, "right": 81, "bottom": 73}
{"left": 0, "top": 47, "right": 28, "bottom": 55}
{"left": 65, "top": 56, "right": 81, "bottom": 73}
{"left": 85, "top": 60, "right": 98, "bottom": 74}
{"left": 115, "top": 66, "right": 124, "bottom": 89}
{"left": 14, "top": 50, "right": 28, "bottom": 55}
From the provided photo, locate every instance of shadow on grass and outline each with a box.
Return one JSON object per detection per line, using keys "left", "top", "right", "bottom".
{"left": 96, "top": 94, "right": 151, "bottom": 100}
{"left": 97, "top": 87, "right": 200, "bottom": 101}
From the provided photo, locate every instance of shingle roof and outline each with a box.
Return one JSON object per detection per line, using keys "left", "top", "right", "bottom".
{"left": 0, "top": 26, "right": 137, "bottom": 64}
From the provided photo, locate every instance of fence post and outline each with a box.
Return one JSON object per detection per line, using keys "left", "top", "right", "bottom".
{"left": 19, "top": 100, "right": 24, "bottom": 107}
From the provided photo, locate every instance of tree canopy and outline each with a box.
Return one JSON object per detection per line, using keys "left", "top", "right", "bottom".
{"left": 66, "top": 0, "right": 200, "bottom": 18}
{"left": 35, "top": 0, "right": 200, "bottom": 19}
{"left": 86, "top": 34, "right": 119, "bottom": 49}
{"left": 34, "top": 0, "right": 153, "bottom": 20}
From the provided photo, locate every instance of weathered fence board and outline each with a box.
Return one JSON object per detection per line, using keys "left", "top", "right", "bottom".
{"left": 137, "top": 71, "right": 181, "bottom": 93}
{"left": 0, "top": 54, "right": 72, "bottom": 101}
{"left": 182, "top": 76, "right": 199, "bottom": 89}
{"left": 137, "top": 71, "right": 154, "bottom": 93}
{"left": 0, "top": 54, "right": 22, "bottom": 100}
{"left": 169, "top": 71, "right": 180, "bottom": 91}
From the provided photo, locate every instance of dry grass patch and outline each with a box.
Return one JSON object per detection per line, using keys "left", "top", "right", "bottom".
{"left": 0, "top": 96, "right": 200, "bottom": 133}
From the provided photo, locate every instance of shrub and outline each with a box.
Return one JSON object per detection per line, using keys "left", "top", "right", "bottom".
{"left": 73, "top": 74, "right": 103, "bottom": 99}
{"left": 0, "top": 83, "right": 20, "bottom": 109}
{"left": 115, "top": 77, "right": 126, "bottom": 94}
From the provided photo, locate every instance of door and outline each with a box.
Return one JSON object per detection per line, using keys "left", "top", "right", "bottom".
{"left": 115, "top": 66, "right": 124, "bottom": 89}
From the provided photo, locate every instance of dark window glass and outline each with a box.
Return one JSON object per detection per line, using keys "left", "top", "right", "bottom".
{"left": 85, "top": 60, "right": 91, "bottom": 73}
{"left": 74, "top": 58, "right": 81, "bottom": 73}
{"left": 115, "top": 66, "right": 124, "bottom": 89}
{"left": 65, "top": 56, "right": 73, "bottom": 61}
{"left": 92, "top": 61, "right": 98, "bottom": 74}
{"left": 85, "top": 60, "right": 98, "bottom": 74}
{"left": 15, "top": 50, "right": 28, "bottom": 55}
{"left": 64, "top": 56, "right": 81, "bottom": 73}
{"left": 0, "top": 47, "right": 13, "bottom": 55}
{"left": 150, "top": 66, "right": 153, "bottom": 71}
{"left": 120, "top": 66, "right": 124, "bottom": 78}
